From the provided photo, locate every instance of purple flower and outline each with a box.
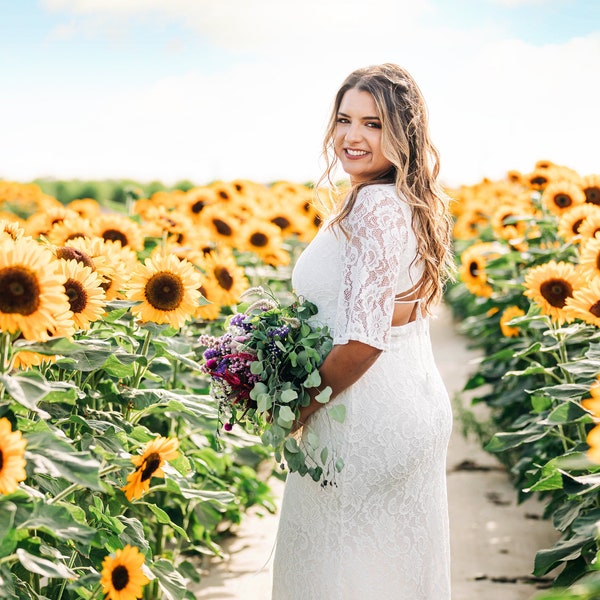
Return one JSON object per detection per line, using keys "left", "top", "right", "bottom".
{"left": 224, "top": 422, "right": 233, "bottom": 432}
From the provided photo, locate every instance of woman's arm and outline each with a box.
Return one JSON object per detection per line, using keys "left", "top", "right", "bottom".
{"left": 297, "top": 340, "right": 382, "bottom": 426}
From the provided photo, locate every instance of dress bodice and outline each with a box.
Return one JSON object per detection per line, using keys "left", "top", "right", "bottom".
{"left": 292, "top": 183, "right": 423, "bottom": 351}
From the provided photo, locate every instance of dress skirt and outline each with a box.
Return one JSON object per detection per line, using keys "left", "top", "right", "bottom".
{"left": 271, "top": 317, "right": 453, "bottom": 600}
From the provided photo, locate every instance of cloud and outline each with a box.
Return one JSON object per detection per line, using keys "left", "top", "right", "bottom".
{"left": 42, "top": 0, "right": 437, "bottom": 53}
{"left": 2, "top": 2, "right": 596, "bottom": 186}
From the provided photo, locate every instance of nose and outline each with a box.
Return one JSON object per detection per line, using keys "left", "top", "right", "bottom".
{"left": 344, "top": 122, "right": 362, "bottom": 144}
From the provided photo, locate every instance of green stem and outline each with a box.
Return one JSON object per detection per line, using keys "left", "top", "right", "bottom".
{"left": 88, "top": 584, "right": 103, "bottom": 600}
{"left": 0, "top": 331, "right": 12, "bottom": 375}
{"left": 55, "top": 550, "right": 78, "bottom": 600}
{"left": 0, "top": 553, "right": 17, "bottom": 566}
{"left": 131, "top": 329, "right": 153, "bottom": 389}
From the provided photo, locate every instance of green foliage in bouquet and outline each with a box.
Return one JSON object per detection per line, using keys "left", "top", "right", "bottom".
{"left": 200, "top": 288, "right": 344, "bottom": 486}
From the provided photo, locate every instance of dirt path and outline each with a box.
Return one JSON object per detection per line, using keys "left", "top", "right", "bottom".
{"left": 193, "top": 305, "right": 558, "bottom": 600}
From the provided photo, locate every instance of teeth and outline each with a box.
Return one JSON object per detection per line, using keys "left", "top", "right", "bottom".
{"left": 347, "top": 149, "right": 367, "bottom": 156}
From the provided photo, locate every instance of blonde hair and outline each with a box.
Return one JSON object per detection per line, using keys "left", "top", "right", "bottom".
{"left": 318, "top": 63, "right": 454, "bottom": 312}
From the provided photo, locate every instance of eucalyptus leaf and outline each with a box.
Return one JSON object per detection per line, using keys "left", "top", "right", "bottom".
{"left": 328, "top": 405, "right": 346, "bottom": 423}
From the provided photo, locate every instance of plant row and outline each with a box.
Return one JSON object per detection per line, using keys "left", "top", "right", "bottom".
{"left": 445, "top": 160, "right": 600, "bottom": 598}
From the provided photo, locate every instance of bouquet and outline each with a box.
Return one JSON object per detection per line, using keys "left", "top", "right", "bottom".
{"left": 199, "top": 287, "right": 345, "bottom": 485}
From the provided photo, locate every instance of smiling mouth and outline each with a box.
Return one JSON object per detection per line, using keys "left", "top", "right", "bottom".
{"left": 345, "top": 149, "right": 368, "bottom": 158}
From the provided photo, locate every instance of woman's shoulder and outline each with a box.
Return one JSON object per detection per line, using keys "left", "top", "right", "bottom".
{"left": 354, "top": 183, "right": 409, "bottom": 215}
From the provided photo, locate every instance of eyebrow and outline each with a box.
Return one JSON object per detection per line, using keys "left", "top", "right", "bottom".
{"left": 337, "top": 111, "right": 381, "bottom": 120}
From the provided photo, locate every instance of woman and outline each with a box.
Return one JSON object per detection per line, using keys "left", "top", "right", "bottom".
{"left": 272, "top": 63, "right": 454, "bottom": 599}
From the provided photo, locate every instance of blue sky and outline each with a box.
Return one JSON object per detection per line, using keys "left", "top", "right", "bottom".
{"left": 0, "top": 0, "right": 598, "bottom": 186}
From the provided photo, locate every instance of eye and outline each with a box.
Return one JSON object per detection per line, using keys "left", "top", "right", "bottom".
{"left": 366, "top": 121, "right": 381, "bottom": 129}
{"left": 336, "top": 117, "right": 349, "bottom": 124}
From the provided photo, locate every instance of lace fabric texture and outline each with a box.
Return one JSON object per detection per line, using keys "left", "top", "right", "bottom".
{"left": 271, "top": 184, "right": 452, "bottom": 600}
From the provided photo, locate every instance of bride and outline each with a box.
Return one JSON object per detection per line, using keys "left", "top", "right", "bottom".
{"left": 271, "top": 63, "right": 455, "bottom": 599}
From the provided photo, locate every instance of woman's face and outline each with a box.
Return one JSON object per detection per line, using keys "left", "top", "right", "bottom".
{"left": 334, "top": 87, "right": 393, "bottom": 185}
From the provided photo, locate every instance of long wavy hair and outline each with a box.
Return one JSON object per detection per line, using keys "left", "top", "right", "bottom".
{"left": 318, "top": 63, "right": 454, "bottom": 312}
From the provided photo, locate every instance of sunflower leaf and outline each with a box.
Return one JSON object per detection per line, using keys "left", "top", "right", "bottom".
{"left": 16, "top": 548, "right": 76, "bottom": 580}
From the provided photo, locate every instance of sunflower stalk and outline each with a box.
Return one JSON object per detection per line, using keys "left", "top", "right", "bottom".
{"left": 55, "top": 549, "right": 78, "bottom": 600}
{"left": 130, "top": 328, "right": 153, "bottom": 391}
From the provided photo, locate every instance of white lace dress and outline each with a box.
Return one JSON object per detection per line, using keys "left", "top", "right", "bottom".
{"left": 271, "top": 184, "right": 452, "bottom": 600}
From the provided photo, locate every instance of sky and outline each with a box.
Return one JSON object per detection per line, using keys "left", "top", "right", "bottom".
{"left": 0, "top": 0, "right": 598, "bottom": 188}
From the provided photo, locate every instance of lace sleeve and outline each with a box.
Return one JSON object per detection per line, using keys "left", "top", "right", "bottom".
{"left": 333, "top": 185, "right": 410, "bottom": 351}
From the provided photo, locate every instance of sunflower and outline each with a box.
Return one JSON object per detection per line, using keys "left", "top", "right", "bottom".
{"left": 0, "top": 219, "right": 26, "bottom": 242}
{"left": 121, "top": 436, "right": 179, "bottom": 501}
{"left": 236, "top": 219, "right": 284, "bottom": 259}
{"left": 127, "top": 254, "right": 201, "bottom": 329}
{"left": 565, "top": 278, "right": 600, "bottom": 328}
{"left": 541, "top": 180, "right": 586, "bottom": 217}
{"left": 578, "top": 237, "right": 600, "bottom": 280}
{"left": 56, "top": 259, "right": 106, "bottom": 331}
{"left": 526, "top": 168, "right": 552, "bottom": 191}
{"left": 199, "top": 248, "right": 249, "bottom": 306}
{"left": 66, "top": 198, "right": 100, "bottom": 220}
{"left": 0, "top": 238, "right": 73, "bottom": 341}
{"left": 582, "top": 174, "right": 600, "bottom": 206}
{"left": 458, "top": 242, "right": 503, "bottom": 298}
{"left": 24, "top": 206, "right": 80, "bottom": 239}
{"left": 100, "top": 544, "right": 150, "bottom": 600}
{"left": 453, "top": 210, "right": 488, "bottom": 241}
{"left": 93, "top": 214, "right": 145, "bottom": 252}
{"left": 0, "top": 417, "right": 27, "bottom": 495}
{"left": 587, "top": 424, "right": 600, "bottom": 464}
{"left": 199, "top": 204, "right": 240, "bottom": 246}
{"left": 194, "top": 279, "right": 223, "bottom": 321}
{"left": 47, "top": 216, "right": 93, "bottom": 246}
{"left": 557, "top": 204, "right": 599, "bottom": 243}
{"left": 523, "top": 260, "right": 584, "bottom": 325}
{"left": 66, "top": 237, "right": 134, "bottom": 300}
{"left": 209, "top": 181, "right": 241, "bottom": 203}
{"left": 491, "top": 202, "right": 534, "bottom": 242}
{"left": 499, "top": 306, "right": 525, "bottom": 337}
{"left": 578, "top": 211, "right": 600, "bottom": 241}
{"left": 582, "top": 379, "right": 600, "bottom": 419}
{"left": 181, "top": 186, "right": 218, "bottom": 221}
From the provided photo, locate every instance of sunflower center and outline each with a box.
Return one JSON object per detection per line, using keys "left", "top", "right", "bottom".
{"left": 213, "top": 219, "right": 233, "bottom": 236}
{"left": 140, "top": 452, "right": 161, "bottom": 482}
{"left": 0, "top": 448, "right": 4, "bottom": 470}
{"left": 145, "top": 273, "right": 184, "bottom": 311}
{"left": 111, "top": 565, "right": 130, "bottom": 591}
{"left": 573, "top": 219, "right": 584, "bottom": 234}
{"left": 0, "top": 266, "right": 41, "bottom": 316}
{"left": 590, "top": 301, "right": 600, "bottom": 318}
{"left": 218, "top": 190, "right": 230, "bottom": 200}
{"left": 56, "top": 247, "right": 95, "bottom": 269}
{"left": 540, "top": 278, "right": 573, "bottom": 308}
{"left": 65, "top": 279, "right": 88, "bottom": 314}
{"left": 214, "top": 267, "right": 233, "bottom": 291}
{"left": 468, "top": 261, "right": 479, "bottom": 278}
{"left": 554, "top": 194, "right": 572, "bottom": 209}
{"left": 271, "top": 216, "right": 290, "bottom": 230}
{"left": 585, "top": 187, "right": 600, "bottom": 205}
{"left": 191, "top": 200, "right": 205, "bottom": 214}
{"left": 102, "top": 229, "right": 128, "bottom": 246}
{"left": 531, "top": 176, "right": 548, "bottom": 187}
{"left": 250, "top": 232, "right": 269, "bottom": 247}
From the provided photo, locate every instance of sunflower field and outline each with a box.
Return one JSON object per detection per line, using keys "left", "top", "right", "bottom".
{"left": 446, "top": 161, "right": 600, "bottom": 599}
{"left": 0, "top": 178, "right": 324, "bottom": 599}
{"left": 3, "top": 161, "right": 600, "bottom": 599}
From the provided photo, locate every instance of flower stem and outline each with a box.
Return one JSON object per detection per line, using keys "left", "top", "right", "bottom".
{"left": 48, "top": 465, "right": 120, "bottom": 504}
